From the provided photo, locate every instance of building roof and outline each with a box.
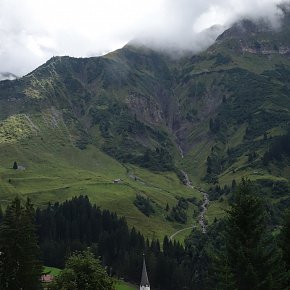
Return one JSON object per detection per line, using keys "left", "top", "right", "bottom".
{"left": 140, "top": 255, "right": 150, "bottom": 287}
{"left": 41, "top": 274, "right": 54, "bottom": 283}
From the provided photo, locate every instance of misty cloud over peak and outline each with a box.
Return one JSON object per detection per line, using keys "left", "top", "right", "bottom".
{"left": 0, "top": 72, "right": 18, "bottom": 82}
{"left": 0, "top": 0, "right": 287, "bottom": 78}
{"left": 130, "top": 24, "right": 226, "bottom": 58}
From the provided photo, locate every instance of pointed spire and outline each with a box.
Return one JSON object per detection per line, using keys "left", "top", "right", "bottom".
{"left": 140, "top": 254, "right": 150, "bottom": 287}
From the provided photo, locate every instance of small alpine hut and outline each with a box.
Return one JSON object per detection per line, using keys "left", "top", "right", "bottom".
{"left": 140, "top": 255, "right": 150, "bottom": 290}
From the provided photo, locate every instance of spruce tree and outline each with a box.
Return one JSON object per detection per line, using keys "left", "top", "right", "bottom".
{"left": 0, "top": 204, "right": 3, "bottom": 223}
{"left": 0, "top": 197, "right": 43, "bottom": 290}
{"left": 219, "top": 179, "right": 287, "bottom": 290}
{"left": 280, "top": 210, "right": 290, "bottom": 271}
{"left": 13, "top": 161, "right": 18, "bottom": 170}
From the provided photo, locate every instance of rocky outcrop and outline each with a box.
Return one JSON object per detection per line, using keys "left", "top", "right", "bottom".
{"left": 126, "top": 92, "right": 165, "bottom": 125}
{"left": 241, "top": 44, "right": 290, "bottom": 55}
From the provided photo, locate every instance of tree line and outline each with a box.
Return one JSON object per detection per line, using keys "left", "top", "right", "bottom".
{"left": 35, "top": 195, "right": 191, "bottom": 289}
{"left": 1, "top": 179, "right": 290, "bottom": 289}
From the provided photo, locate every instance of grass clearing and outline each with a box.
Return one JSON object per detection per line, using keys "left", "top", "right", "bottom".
{"left": 206, "top": 199, "right": 229, "bottom": 224}
{"left": 115, "top": 281, "right": 137, "bottom": 290}
{"left": 43, "top": 266, "right": 61, "bottom": 276}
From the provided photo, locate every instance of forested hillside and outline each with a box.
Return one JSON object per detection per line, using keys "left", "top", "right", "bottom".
{"left": 1, "top": 188, "right": 290, "bottom": 289}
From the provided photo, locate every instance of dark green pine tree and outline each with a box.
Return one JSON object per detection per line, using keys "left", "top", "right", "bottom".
{"left": 280, "top": 210, "right": 290, "bottom": 272}
{"left": 13, "top": 161, "right": 18, "bottom": 170}
{"left": 218, "top": 179, "right": 287, "bottom": 290}
{"left": 0, "top": 197, "right": 43, "bottom": 290}
{"left": 0, "top": 204, "right": 3, "bottom": 222}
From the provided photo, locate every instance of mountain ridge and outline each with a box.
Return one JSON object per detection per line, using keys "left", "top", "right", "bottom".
{"left": 0, "top": 14, "right": 290, "bottom": 237}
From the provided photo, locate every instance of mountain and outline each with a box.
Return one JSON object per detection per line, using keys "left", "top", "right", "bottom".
{"left": 1, "top": 9, "right": 290, "bottom": 237}
{"left": 0, "top": 72, "right": 18, "bottom": 81}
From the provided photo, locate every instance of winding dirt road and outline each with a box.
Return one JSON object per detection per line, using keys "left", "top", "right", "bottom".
{"left": 169, "top": 226, "right": 195, "bottom": 240}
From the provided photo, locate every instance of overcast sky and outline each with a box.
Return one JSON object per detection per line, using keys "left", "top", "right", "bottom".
{"left": 0, "top": 0, "right": 286, "bottom": 77}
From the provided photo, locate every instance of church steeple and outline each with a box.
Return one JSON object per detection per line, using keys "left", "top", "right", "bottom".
{"left": 140, "top": 255, "right": 150, "bottom": 290}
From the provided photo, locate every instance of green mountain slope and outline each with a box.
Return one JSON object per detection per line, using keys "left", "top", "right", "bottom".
{"left": 1, "top": 9, "right": 290, "bottom": 237}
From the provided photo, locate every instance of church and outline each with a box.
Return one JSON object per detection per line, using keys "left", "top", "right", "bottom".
{"left": 140, "top": 255, "right": 150, "bottom": 290}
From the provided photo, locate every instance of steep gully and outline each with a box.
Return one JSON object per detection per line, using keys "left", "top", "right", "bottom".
{"left": 172, "top": 171, "right": 209, "bottom": 235}
{"left": 169, "top": 144, "right": 210, "bottom": 240}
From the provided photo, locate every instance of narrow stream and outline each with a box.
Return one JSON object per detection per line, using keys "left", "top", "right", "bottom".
{"left": 197, "top": 190, "right": 209, "bottom": 233}
{"left": 180, "top": 170, "right": 209, "bottom": 234}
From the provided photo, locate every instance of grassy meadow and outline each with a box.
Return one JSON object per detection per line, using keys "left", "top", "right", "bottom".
{"left": 0, "top": 115, "right": 202, "bottom": 240}
{"left": 115, "top": 281, "right": 138, "bottom": 290}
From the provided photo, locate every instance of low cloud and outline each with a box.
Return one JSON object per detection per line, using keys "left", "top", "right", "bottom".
{"left": 0, "top": 0, "right": 287, "bottom": 77}
{"left": 132, "top": 0, "right": 285, "bottom": 53}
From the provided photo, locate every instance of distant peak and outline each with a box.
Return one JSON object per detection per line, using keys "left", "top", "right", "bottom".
{"left": 216, "top": 19, "right": 272, "bottom": 41}
{"left": 0, "top": 72, "right": 18, "bottom": 81}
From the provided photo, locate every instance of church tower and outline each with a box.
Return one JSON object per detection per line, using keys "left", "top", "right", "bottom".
{"left": 140, "top": 255, "right": 150, "bottom": 290}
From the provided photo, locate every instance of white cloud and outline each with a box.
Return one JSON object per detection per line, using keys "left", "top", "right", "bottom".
{"left": 0, "top": 0, "right": 286, "bottom": 77}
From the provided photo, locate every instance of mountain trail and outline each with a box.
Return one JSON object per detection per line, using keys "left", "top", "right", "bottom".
{"left": 169, "top": 226, "right": 194, "bottom": 240}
